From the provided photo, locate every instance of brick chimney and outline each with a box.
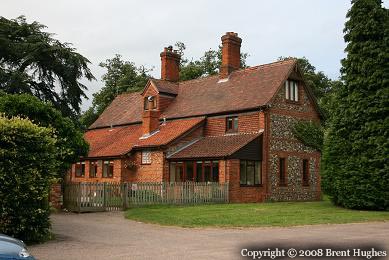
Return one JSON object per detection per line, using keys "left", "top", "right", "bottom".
{"left": 220, "top": 32, "right": 242, "bottom": 79}
{"left": 142, "top": 96, "right": 160, "bottom": 136}
{"left": 160, "top": 46, "right": 181, "bottom": 82}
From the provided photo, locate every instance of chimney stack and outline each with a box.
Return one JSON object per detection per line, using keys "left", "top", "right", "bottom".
{"left": 142, "top": 96, "right": 160, "bottom": 136}
{"left": 160, "top": 46, "right": 181, "bottom": 82}
{"left": 220, "top": 32, "right": 242, "bottom": 79}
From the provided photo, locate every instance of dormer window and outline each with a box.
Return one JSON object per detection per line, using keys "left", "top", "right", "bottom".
{"left": 226, "top": 116, "right": 238, "bottom": 133}
{"left": 285, "top": 79, "right": 299, "bottom": 102}
{"left": 144, "top": 96, "right": 157, "bottom": 110}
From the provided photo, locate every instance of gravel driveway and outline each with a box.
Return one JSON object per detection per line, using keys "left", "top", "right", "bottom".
{"left": 29, "top": 212, "right": 389, "bottom": 260}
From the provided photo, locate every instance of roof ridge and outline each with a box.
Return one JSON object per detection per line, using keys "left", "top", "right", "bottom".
{"left": 176, "top": 59, "right": 296, "bottom": 86}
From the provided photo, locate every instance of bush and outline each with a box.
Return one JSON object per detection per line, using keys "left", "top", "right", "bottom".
{"left": 291, "top": 121, "right": 324, "bottom": 151}
{"left": 0, "top": 115, "right": 57, "bottom": 243}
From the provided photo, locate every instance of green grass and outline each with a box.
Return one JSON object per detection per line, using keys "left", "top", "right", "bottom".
{"left": 125, "top": 199, "right": 389, "bottom": 228}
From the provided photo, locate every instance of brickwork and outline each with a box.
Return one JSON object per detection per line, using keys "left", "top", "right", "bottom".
{"left": 69, "top": 159, "right": 122, "bottom": 183}
{"left": 49, "top": 183, "right": 62, "bottom": 209}
{"left": 205, "top": 111, "right": 263, "bottom": 136}
{"left": 124, "top": 151, "right": 165, "bottom": 182}
{"left": 267, "top": 79, "right": 321, "bottom": 201}
{"left": 227, "top": 159, "right": 266, "bottom": 203}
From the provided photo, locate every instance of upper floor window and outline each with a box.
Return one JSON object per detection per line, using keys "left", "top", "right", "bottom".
{"left": 226, "top": 116, "right": 238, "bottom": 133}
{"left": 103, "top": 160, "right": 114, "bottom": 178}
{"left": 89, "top": 160, "right": 98, "bottom": 178}
{"left": 144, "top": 96, "right": 157, "bottom": 110}
{"left": 141, "top": 150, "right": 152, "bottom": 164}
{"left": 75, "top": 161, "right": 85, "bottom": 177}
{"left": 285, "top": 80, "right": 299, "bottom": 102}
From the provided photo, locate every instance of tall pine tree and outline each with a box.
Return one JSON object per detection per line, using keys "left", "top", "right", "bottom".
{"left": 322, "top": 0, "right": 389, "bottom": 210}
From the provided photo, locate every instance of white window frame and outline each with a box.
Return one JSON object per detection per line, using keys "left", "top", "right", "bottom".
{"left": 285, "top": 80, "right": 299, "bottom": 102}
{"left": 141, "top": 150, "right": 152, "bottom": 164}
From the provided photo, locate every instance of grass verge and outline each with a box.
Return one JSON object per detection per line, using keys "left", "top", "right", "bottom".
{"left": 125, "top": 199, "right": 389, "bottom": 228}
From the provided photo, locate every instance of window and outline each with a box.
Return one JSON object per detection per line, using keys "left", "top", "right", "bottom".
{"left": 170, "top": 160, "right": 219, "bottom": 183}
{"left": 144, "top": 96, "right": 157, "bottom": 110}
{"left": 302, "top": 159, "right": 309, "bottom": 186}
{"left": 279, "top": 158, "right": 287, "bottom": 186}
{"left": 103, "top": 160, "right": 114, "bottom": 178}
{"left": 89, "top": 161, "right": 98, "bottom": 178}
{"left": 285, "top": 80, "right": 299, "bottom": 102}
{"left": 141, "top": 150, "right": 151, "bottom": 164}
{"left": 144, "top": 97, "right": 149, "bottom": 110}
{"left": 226, "top": 116, "right": 238, "bottom": 132}
{"left": 240, "top": 160, "right": 261, "bottom": 186}
{"left": 75, "top": 162, "right": 85, "bottom": 177}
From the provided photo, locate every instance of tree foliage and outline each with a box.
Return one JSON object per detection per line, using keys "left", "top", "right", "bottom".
{"left": 322, "top": 0, "right": 389, "bottom": 210}
{"left": 291, "top": 121, "right": 324, "bottom": 151}
{"left": 0, "top": 16, "right": 95, "bottom": 118}
{"left": 0, "top": 93, "right": 88, "bottom": 176}
{"left": 0, "top": 115, "right": 57, "bottom": 243}
{"left": 177, "top": 42, "right": 249, "bottom": 81}
{"left": 79, "top": 54, "right": 151, "bottom": 128}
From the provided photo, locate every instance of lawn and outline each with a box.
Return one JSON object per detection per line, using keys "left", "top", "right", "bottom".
{"left": 125, "top": 199, "right": 389, "bottom": 227}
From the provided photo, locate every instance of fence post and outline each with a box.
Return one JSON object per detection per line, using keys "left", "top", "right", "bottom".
{"left": 103, "top": 182, "right": 106, "bottom": 209}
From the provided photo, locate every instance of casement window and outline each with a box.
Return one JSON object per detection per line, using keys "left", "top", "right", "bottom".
{"left": 226, "top": 116, "right": 238, "bottom": 133}
{"left": 75, "top": 162, "right": 85, "bottom": 177}
{"left": 169, "top": 161, "right": 219, "bottom": 183}
{"left": 279, "top": 158, "right": 287, "bottom": 186}
{"left": 240, "top": 160, "right": 261, "bottom": 186}
{"left": 141, "top": 150, "right": 152, "bottom": 164}
{"left": 285, "top": 80, "right": 299, "bottom": 102}
{"left": 302, "top": 159, "right": 310, "bottom": 186}
{"left": 102, "top": 160, "right": 114, "bottom": 178}
{"left": 89, "top": 160, "right": 98, "bottom": 178}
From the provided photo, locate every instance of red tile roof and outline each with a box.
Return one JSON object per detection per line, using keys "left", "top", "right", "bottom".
{"left": 162, "top": 60, "right": 296, "bottom": 119}
{"left": 168, "top": 132, "right": 262, "bottom": 159}
{"left": 150, "top": 79, "right": 179, "bottom": 95}
{"left": 84, "top": 117, "right": 204, "bottom": 158}
{"left": 89, "top": 92, "right": 143, "bottom": 129}
{"left": 89, "top": 59, "right": 296, "bottom": 129}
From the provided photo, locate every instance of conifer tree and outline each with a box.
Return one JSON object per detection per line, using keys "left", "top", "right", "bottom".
{"left": 322, "top": 0, "right": 389, "bottom": 210}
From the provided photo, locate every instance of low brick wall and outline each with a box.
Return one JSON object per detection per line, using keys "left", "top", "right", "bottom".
{"left": 49, "top": 183, "right": 62, "bottom": 209}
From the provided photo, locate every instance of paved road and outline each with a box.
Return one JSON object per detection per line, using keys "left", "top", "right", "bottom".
{"left": 30, "top": 212, "right": 389, "bottom": 260}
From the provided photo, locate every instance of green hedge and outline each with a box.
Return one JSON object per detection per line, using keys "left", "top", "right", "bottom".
{"left": 0, "top": 115, "right": 57, "bottom": 243}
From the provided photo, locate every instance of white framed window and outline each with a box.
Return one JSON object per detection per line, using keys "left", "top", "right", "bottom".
{"left": 285, "top": 80, "right": 299, "bottom": 102}
{"left": 141, "top": 150, "right": 152, "bottom": 164}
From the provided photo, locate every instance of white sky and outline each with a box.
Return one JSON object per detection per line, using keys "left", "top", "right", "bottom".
{"left": 2, "top": 0, "right": 388, "bottom": 110}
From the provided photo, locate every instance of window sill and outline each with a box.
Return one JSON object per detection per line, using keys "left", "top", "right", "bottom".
{"left": 285, "top": 100, "right": 300, "bottom": 105}
{"left": 141, "top": 163, "right": 151, "bottom": 165}
{"left": 240, "top": 184, "right": 262, "bottom": 187}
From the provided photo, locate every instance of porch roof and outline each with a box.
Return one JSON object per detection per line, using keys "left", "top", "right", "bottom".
{"left": 167, "top": 131, "right": 263, "bottom": 160}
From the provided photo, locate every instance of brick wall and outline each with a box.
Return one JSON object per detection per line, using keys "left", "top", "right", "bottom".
{"left": 49, "top": 183, "right": 62, "bottom": 209}
{"left": 205, "top": 111, "right": 264, "bottom": 136}
{"left": 266, "top": 79, "right": 321, "bottom": 201}
{"left": 69, "top": 159, "right": 123, "bottom": 183}
{"left": 123, "top": 151, "right": 165, "bottom": 182}
{"left": 226, "top": 159, "right": 266, "bottom": 203}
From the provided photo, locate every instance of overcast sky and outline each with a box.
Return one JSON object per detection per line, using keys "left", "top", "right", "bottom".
{"left": 3, "top": 0, "right": 388, "bottom": 110}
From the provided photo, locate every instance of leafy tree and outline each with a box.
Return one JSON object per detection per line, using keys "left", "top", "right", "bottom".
{"left": 0, "top": 16, "right": 95, "bottom": 118}
{"left": 322, "top": 0, "right": 389, "bottom": 210}
{"left": 0, "top": 93, "right": 88, "bottom": 176}
{"left": 177, "top": 42, "right": 249, "bottom": 81}
{"left": 79, "top": 54, "right": 151, "bottom": 128}
{"left": 292, "top": 121, "right": 324, "bottom": 151}
{"left": 0, "top": 115, "right": 57, "bottom": 243}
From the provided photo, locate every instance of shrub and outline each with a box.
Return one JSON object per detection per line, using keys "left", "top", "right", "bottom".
{"left": 0, "top": 115, "right": 57, "bottom": 243}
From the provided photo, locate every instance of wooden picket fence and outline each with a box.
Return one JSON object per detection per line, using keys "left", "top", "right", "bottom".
{"left": 63, "top": 182, "right": 229, "bottom": 212}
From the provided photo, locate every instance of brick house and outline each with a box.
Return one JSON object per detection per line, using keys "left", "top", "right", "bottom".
{"left": 68, "top": 32, "right": 322, "bottom": 203}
